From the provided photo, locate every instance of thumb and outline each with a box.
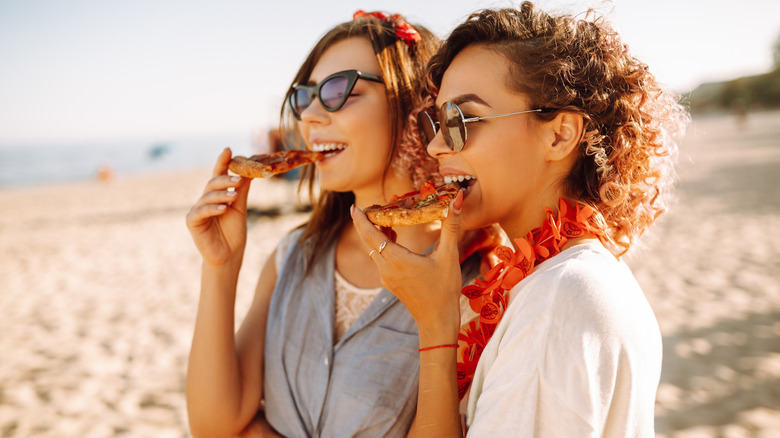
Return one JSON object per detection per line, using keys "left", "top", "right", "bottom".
{"left": 438, "top": 190, "right": 463, "bottom": 255}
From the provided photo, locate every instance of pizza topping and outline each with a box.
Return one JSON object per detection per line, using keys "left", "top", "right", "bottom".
{"left": 413, "top": 194, "right": 439, "bottom": 209}
{"left": 389, "top": 190, "right": 417, "bottom": 204}
{"left": 418, "top": 180, "right": 437, "bottom": 198}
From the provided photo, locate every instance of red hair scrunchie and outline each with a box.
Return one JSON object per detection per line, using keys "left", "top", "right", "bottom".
{"left": 353, "top": 10, "right": 422, "bottom": 49}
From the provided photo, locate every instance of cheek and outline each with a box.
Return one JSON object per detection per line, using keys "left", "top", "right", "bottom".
{"left": 355, "top": 109, "right": 393, "bottom": 156}
{"left": 297, "top": 123, "right": 310, "bottom": 143}
{"left": 464, "top": 135, "right": 529, "bottom": 214}
{"left": 370, "top": 102, "right": 393, "bottom": 141}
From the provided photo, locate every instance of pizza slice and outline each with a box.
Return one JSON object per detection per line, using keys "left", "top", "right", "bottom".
{"left": 365, "top": 181, "right": 460, "bottom": 227}
{"left": 228, "top": 150, "right": 324, "bottom": 178}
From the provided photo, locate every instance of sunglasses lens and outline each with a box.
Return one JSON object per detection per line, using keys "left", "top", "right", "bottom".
{"left": 319, "top": 75, "right": 349, "bottom": 110}
{"left": 417, "top": 111, "right": 436, "bottom": 145}
{"left": 291, "top": 88, "right": 311, "bottom": 116}
{"left": 442, "top": 102, "right": 466, "bottom": 152}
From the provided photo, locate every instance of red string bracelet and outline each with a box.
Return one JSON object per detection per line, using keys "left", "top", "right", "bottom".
{"left": 419, "top": 344, "right": 458, "bottom": 352}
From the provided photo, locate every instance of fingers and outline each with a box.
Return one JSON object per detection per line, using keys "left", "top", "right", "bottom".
{"left": 351, "top": 206, "right": 396, "bottom": 262}
{"left": 437, "top": 190, "right": 463, "bottom": 255}
{"left": 205, "top": 148, "right": 253, "bottom": 211}
{"left": 198, "top": 188, "right": 241, "bottom": 207}
{"left": 212, "top": 147, "right": 232, "bottom": 178}
{"left": 203, "top": 174, "right": 244, "bottom": 195}
{"left": 230, "top": 176, "right": 251, "bottom": 213}
{"left": 187, "top": 173, "right": 245, "bottom": 228}
{"left": 186, "top": 190, "right": 236, "bottom": 227}
{"left": 186, "top": 203, "right": 228, "bottom": 233}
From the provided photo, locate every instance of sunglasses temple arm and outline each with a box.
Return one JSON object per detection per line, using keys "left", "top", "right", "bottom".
{"left": 466, "top": 108, "right": 544, "bottom": 123}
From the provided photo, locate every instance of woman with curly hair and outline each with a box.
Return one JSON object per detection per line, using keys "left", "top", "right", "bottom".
{"left": 352, "top": 2, "right": 688, "bottom": 436}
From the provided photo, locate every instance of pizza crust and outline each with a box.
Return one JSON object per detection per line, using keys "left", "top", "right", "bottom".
{"left": 366, "top": 202, "right": 449, "bottom": 227}
{"left": 228, "top": 150, "right": 324, "bottom": 178}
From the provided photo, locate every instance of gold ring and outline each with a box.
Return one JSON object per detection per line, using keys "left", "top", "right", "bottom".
{"left": 378, "top": 240, "right": 390, "bottom": 254}
{"left": 368, "top": 249, "right": 378, "bottom": 259}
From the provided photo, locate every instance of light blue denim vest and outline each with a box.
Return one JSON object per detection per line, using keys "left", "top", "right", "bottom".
{"left": 264, "top": 229, "right": 479, "bottom": 437}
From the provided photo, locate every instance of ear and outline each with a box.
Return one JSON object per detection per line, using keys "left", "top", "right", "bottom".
{"left": 544, "top": 112, "right": 583, "bottom": 162}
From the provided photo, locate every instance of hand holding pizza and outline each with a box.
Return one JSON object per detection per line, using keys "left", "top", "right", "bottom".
{"left": 186, "top": 148, "right": 323, "bottom": 267}
{"left": 351, "top": 191, "right": 465, "bottom": 338}
{"left": 186, "top": 148, "right": 252, "bottom": 268}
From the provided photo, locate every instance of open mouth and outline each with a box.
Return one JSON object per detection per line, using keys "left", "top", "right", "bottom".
{"left": 312, "top": 143, "right": 347, "bottom": 158}
{"left": 443, "top": 174, "right": 477, "bottom": 193}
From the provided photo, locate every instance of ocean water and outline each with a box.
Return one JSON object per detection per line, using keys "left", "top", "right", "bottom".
{"left": 0, "top": 136, "right": 258, "bottom": 188}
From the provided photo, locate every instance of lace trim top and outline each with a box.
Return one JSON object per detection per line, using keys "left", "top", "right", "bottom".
{"left": 274, "top": 233, "right": 385, "bottom": 344}
{"left": 334, "top": 270, "right": 383, "bottom": 343}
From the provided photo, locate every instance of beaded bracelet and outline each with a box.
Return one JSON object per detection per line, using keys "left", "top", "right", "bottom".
{"left": 418, "top": 344, "right": 458, "bottom": 352}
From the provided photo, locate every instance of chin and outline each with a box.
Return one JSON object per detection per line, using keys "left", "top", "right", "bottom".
{"left": 316, "top": 176, "right": 346, "bottom": 193}
{"left": 459, "top": 211, "right": 485, "bottom": 233}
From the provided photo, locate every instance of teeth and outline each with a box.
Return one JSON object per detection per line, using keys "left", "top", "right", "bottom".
{"left": 443, "top": 175, "right": 475, "bottom": 184}
{"left": 312, "top": 143, "right": 347, "bottom": 152}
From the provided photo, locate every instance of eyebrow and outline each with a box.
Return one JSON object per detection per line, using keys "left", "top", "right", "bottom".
{"left": 448, "top": 93, "right": 493, "bottom": 108}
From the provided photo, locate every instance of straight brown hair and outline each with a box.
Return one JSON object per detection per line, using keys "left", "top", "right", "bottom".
{"left": 279, "top": 15, "right": 439, "bottom": 269}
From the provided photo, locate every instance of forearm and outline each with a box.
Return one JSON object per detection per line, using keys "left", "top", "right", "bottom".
{"left": 409, "top": 323, "right": 462, "bottom": 438}
{"left": 186, "top": 262, "right": 247, "bottom": 437}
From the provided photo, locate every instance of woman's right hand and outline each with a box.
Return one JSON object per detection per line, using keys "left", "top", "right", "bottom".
{"left": 186, "top": 147, "right": 251, "bottom": 267}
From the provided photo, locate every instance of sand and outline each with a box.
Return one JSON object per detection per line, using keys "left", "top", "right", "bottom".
{"left": 626, "top": 110, "right": 780, "bottom": 437}
{"left": 1, "top": 110, "right": 779, "bottom": 437}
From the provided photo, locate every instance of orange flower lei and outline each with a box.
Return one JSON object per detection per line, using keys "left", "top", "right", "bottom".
{"left": 456, "top": 198, "right": 604, "bottom": 400}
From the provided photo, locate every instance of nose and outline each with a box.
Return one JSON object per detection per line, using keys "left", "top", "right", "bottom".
{"left": 425, "top": 131, "right": 452, "bottom": 158}
{"left": 298, "top": 95, "right": 329, "bottom": 124}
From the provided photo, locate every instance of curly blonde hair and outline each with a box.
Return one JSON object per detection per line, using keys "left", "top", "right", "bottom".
{"left": 425, "top": 2, "right": 689, "bottom": 255}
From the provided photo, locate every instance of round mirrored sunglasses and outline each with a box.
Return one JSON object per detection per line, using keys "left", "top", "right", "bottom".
{"left": 417, "top": 101, "right": 551, "bottom": 152}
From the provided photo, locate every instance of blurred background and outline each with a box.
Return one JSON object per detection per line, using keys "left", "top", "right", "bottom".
{"left": 1, "top": 0, "right": 779, "bottom": 437}
{"left": 2, "top": 0, "right": 779, "bottom": 186}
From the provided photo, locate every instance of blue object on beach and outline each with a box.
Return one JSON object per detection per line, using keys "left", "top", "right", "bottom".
{"left": 148, "top": 143, "right": 172, "bottom": 159}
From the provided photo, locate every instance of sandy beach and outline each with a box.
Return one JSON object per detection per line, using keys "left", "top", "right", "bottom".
{"left": 1, "top": 110, "right": 779, "bottom": 437}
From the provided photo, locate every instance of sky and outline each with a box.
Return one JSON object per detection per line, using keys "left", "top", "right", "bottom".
{"left": 1, "top": 0, "right": 779, "bottom": 142}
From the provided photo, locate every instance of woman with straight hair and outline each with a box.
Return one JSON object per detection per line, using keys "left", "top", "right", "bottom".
{"left": 185, "top": 11, "right": 489, "bottom": 438}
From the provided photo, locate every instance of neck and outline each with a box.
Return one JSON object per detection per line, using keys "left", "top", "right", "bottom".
{"left": 500, "top": 195, "right": 601, "bottom": 252}
{"left": 500, "top": 191, "right": 564, "bottom": 246}
{"left": 561, "top": 235, "right": 601, "bottom": 251}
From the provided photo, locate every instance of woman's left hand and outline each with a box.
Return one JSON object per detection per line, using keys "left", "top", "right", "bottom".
{"left": 351, "top": 192, "right": 465, "bottom": 339}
